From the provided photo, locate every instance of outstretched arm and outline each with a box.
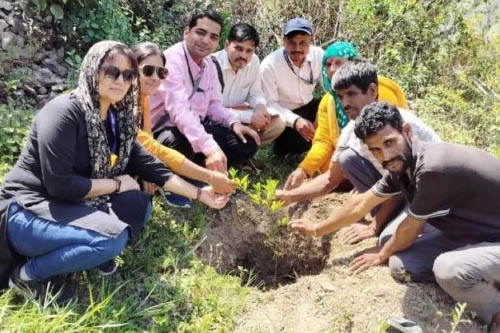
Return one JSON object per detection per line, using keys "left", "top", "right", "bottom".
{"left": 290, "top": 189, "right": 387, "bottom": 237}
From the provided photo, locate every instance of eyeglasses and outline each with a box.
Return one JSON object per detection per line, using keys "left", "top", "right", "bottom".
{"left": 140, "top": 65, "right": 168, "bottom": 80}
{"left": 102, "top": 66, "right": 137, "bottom": 82}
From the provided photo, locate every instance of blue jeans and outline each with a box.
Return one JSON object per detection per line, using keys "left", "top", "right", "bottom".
{"left": 6, "top": 200, "right": 151, "bottom": 281}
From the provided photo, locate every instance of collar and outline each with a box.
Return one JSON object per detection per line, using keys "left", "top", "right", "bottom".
{"left": 218, "top": 50, "right": 233, "bottom": 72}
{"left": 182, "top": 41, "right": 207, "bottom": 71}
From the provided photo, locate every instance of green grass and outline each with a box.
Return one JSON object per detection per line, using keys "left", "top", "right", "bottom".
{"left": 0, "top": 199, "right": 251, "bottom": 332}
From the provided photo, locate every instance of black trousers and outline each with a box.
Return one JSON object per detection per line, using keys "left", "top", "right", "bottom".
{"left": 273, "top": 98, "right": 321, "bottom": 156}
{"left": 154, "top": 120, "right": 258, "bottom": 167}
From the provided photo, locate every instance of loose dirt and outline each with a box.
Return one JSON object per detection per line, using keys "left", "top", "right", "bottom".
{"left": 196, "top": 193, "right": 331, "bottom": 287}
{"left": 229, "top": 192, "right": 486, "bottom": 333}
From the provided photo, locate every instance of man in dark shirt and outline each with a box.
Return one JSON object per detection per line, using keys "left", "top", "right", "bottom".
{"left": 290, "top": 101, "right": 500, "bottom": 330}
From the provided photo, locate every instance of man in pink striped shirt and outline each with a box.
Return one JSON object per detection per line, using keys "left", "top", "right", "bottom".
{"left": 150, "top": 10, "right": 260, "bottom": 173}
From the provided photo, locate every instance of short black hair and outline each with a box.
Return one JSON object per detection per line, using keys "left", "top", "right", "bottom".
{"left": 354, "top": 101, "right": 404, "bottom": 142}
{"left": 188, "top": 9, "right": 223, "bottom": 30}
{"left": 132, "top": 42, "right": 166, "bottom": 66}
{"left": 227, "top": 23, "right": 260, "bottom": 47}
{"left": 332, "top": 60, "right": 378, "bottom": 93}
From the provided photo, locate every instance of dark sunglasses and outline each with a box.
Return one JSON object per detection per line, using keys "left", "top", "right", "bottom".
{"left": 102, "top": 66, "right": 137, "bottom": 82}
{"left": 141, "top": 65, "right": 168, "bottom": 79}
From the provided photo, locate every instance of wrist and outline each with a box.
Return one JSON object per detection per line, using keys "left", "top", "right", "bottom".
{"left": 293, "top": 117, "right": 301, "bottom": 130}
{"left": 195, "top": 188, "right": 202, "bottom": 201}
{"left": 113, "top": 177, "right": 121, "bottom": 194}
{"left": 230, "top": 122, "right": 240, "bottom": 131}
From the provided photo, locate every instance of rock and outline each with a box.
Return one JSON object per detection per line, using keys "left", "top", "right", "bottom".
{"left": 23, "top": 84, "right": 37, "bottom": 96}
{"left": 0, "top": 1, "right": 13, "bottom": 11}
{"left": 15, "top": 35, "right": 23, "bottom": 47}
{"left": 56, "top": 47, "right": 65, "bottom": 61}
{"left": 37, "top": 86, "right": 47, "bottom": 94}
{"left": 1, "top": 30, "right": 14, "bottom": 48}
{"left": 51, "top": 84, "right": 64, "bottom": 92}
{"left": 35, "top": 67, "right": 59, "bottom": 87}
{"left": 8, "top": 17, "right": 24, "bottom": 35}
{"left": 0, "top": 18, "right": 7, "bottom": 32}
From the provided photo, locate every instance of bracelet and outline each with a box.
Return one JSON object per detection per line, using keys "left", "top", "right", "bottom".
{"left": 196, "top": 188, "right": 202, "bottom": 201}
{"left": 113, "top": 177, "right": 121, "bottom": 194}
{"left": 313, "top": 224, "right": 318, "bottom": 237}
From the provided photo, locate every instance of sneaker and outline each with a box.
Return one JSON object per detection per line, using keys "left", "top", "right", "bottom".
{"left": 9, "top": 265, "right": 46, "bottom": 299}
{"left": 159, "top": 189, "right": 191, "bottom": 209}
{"left": 9, "top": 266, "right": 76, "bottom": 304}
{"left": 98, "top": 260, "right": 117, "bottom": 276}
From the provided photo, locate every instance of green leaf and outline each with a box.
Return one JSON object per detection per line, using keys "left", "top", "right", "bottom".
{"left": 50, "top": 4, "right": 65, "bottom": 20}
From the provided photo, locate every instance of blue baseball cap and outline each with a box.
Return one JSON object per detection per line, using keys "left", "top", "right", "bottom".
{"left": 283, "top": 17, "right": 313, "bottom": 36}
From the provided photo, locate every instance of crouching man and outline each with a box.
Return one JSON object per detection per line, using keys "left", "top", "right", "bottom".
{"left": 291, "top": 101, "right": 500, "bottom": 332}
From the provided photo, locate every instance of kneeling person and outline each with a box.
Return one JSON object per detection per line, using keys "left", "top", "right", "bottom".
{"left": 291, "top": 102, "right": 500, "bottom": 330}
{"left": 212, "top": 23, "right": 286, "bottom": 146}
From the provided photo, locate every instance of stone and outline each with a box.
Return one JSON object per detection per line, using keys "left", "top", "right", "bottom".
{"left": 51, "top": 84, "right": 64, "bottom": 92}
{"left": 8, "top": 17, "right": 24, "bottom": 35}
{"left": 1, "top": 30, "right": 14, "bottom": 49}
{"left": 0, "top": 1, "right": 13, "bottom": 11}
{"left": 15, "top": 34, "right": 23, "bottom": 47}
{"left": 23, "top": 84, "right": 37, "bottom": 96}
{"left": 56, "top": 47, "right": 65, "bottom": 61}
{"left": 37, "top": 86, "right": 47, "bottom": 95}
{"left": 0, "top": 18, "right": 7, "bottom": 32}
{"left": 35, "top": 67, "right": 59, "bottom": 87}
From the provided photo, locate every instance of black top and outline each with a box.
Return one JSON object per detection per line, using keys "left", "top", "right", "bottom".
{"left": 373, "top": 139, "right": 500, "bottom": 242}
{"left": 0, "top": 94, "right": 172, "bottom": 286}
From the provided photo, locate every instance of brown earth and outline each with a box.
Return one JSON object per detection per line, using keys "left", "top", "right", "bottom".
{"left": 196, "top": 193, "right": 331, "bottom": 287}
{"left": 228, "top": 192, "right": 487, "bottom": 333}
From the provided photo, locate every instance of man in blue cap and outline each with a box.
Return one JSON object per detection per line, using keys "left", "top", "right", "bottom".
{"left": 261, "top": 17, "right": 324, "bottom": 157}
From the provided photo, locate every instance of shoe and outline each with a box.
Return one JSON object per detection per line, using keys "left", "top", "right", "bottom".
{"left": 159, "top": 189, "right": 191, "bottom": 209}
{"left": 9, "top": 265, "right": 46, "bottom": 299}
{"left": 386, "top": 316, "right": 423, "bottom": 333}
{"left": 98, "top": 260, "right": 117, "bottom": 276}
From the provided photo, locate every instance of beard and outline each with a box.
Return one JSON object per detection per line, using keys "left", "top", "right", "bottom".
{"left": 382, "top": 140, "right": 412, "bottom": 176}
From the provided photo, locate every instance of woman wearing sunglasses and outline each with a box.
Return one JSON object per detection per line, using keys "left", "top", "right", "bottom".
{"left": 0, "top": 41, "right": 229, "bottom": 299}
{"left": 132, "top": 42, "right": 236, "bottom": 207}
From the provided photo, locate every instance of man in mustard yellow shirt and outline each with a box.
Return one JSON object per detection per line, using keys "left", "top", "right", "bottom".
{"left": 283, "top": 41, "right": 409, "bottom": 190}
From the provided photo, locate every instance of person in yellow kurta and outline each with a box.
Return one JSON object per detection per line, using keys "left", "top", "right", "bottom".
{"left": 132, "top": 42, "right": 236, "bottom": 207}
{"left": 283, "top": 41, "right": 408, "bottom": 190}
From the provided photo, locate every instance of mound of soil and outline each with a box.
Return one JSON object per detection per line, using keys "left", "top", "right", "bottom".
{"left": 196, "top": 193, "right": 331, "bottom": 287}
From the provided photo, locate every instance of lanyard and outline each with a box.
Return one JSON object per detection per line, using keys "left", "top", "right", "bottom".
{"left": 283, "top": 50, "right": 314, "bottom": 85}
{"left": 108, "top": 109, "right": 119, "bottom": 167}
{"left": 182, "top": 44, "right": 205, "bottom": 99}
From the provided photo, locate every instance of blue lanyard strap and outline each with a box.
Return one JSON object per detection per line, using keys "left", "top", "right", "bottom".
{"left": 108, "top": 109, "right": 118, "bottom": 154}
{"left": 283, "top": 50, "right": 314, "bottom": 85}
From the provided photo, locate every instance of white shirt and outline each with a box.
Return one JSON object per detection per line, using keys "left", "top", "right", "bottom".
{"left": 212, "top": 50, "right": 268, "bottom": 124}
{"left": 332, "top": 109, "right": 441, "bottom": 175}
{"left": 260, "top": 46, "right": 324, "bottom": 127}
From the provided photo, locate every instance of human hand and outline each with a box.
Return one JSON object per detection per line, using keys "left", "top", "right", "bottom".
{"left": 206, "top": 149, "right": 227, "bottom": 174}
{"left": 250, "top": 105, "right": 271, "bottom": 130}
{"left": 275, "top": 189, "right": 294, "bottom": 206}
{"left": 349, "top": 245, "right": 386, "bottom": 273}
{"left": 116, "top": 174, "right": 140, "bottom": 193}
{"left": 141, "top": 180, "right": 159, "bottom": 195}
{"left": 343, "top": 222, "right": 377, "bottom": 244}
{"left": 208, "top": 171, "right": 236, "bottom": 194}
{"left": 294, "top": 117, "right": 315, "bottom": 142}
{"left": 289, "top": 218, "right": 320, "bottom": 237}
{"left": 284, "top": 167, "right": 307, "bottom": 190}
{"left": 232, "top": 122, "right": 261, "bottom": 146}
{"left": 199, "top": 186, "right": 230, "bottom": 209}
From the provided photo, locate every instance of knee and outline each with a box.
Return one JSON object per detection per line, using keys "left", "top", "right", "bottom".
{"left": 388, "top": 254, "right": 435, "bottom": 283}
{"left": 98, "top": 229, "right": 129, "bottom": 260}
{"left": 433, "top": 252, "right": 472, "bottom": 291}
{"left": 270, "top": 117, "right": 286, "bottom": 136}
{"left": 337, "top": 149, "right": 358, "bottom": 171}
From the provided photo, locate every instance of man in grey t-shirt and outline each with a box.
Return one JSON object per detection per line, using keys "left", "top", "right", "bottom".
{"left": 290, "top": 102, "right": 500, "bottom": 330}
